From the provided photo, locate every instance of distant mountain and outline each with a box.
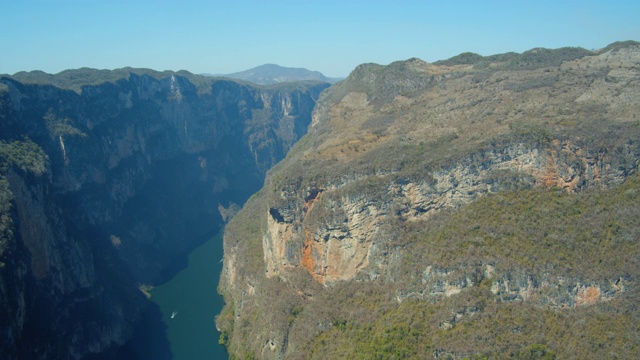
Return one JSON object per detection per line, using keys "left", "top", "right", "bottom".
{"left": 213, "top": 64, "right": 342, "bottom": 85}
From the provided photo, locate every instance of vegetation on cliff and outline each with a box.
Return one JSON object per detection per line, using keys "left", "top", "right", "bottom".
{"left": 218, "top": 42, "right": 640, "bottom": 359}
{"left": 0, "top": 139, "right": 49, "bottom": 260}
{"left": 4, "top": 67, "right": 330, "bottom": 95}
{"left": 0, "top": 70, "right": 329, "bottom": 359}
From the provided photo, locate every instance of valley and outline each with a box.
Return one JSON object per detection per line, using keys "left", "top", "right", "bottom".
{"left": 1, "top": 41, "right": 639, "bottom": 359}
{"left": 0, "top": 69, "right": 327, "bottom": 359}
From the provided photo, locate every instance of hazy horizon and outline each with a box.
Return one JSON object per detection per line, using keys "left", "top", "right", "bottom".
{"left": 2, "top": 0, "right": 639, "bottom": 78}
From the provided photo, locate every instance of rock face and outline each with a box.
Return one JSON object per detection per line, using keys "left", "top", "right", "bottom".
{"left": 219, "top": 43, "right": 640, "bottom": 359}
{"left": 263, "top": 140, "right": 634, "bottom": 286}
{"left": 0, "top": 70, "right": 329, "bottom": 359}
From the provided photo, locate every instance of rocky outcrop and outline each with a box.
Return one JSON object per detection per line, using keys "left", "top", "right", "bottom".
{"left": 219, "top": 43, "right": 640, "bottom": 359}
{"left": 261, "top": 140, "right": 638, "bottom": 285}
{"left": 398, "top": 263, "right": 626, "bottom": 307}
{"left": 0, "top": 70, "right": 328, "bottom": 359}
{"left": 264, "top": 186, "right": 382, "bottom": 284}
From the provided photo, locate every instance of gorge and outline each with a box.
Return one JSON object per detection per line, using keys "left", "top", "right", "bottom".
{"left": 2, "top": 41, "right": 640, "bottom": 359}
{"left": 0, "top": 69, "right": 328, "bottom": 359}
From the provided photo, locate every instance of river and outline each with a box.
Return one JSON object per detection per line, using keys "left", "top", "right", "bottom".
{"left": 150, "top": 232, "right": 229, "bottom": 360}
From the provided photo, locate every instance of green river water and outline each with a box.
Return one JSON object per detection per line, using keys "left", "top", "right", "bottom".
{"left": 150, "top": 233, "right": 229, "bottom": 360}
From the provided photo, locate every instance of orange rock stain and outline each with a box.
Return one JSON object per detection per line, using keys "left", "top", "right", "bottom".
{"left": 300, "top": 188, "right": 326, "bottom": 284}
{"left": 576, "top": 286, "right": 601, "bottom": 306}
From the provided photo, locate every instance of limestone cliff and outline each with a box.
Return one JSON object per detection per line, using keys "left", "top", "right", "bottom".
{"left": 0, "top": 70, "right": 328, "bottom": 359}
{"left": 219, "top": 42, "right": 640, "bottom": 359}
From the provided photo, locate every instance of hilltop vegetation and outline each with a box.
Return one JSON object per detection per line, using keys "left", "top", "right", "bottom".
{"left": 4, "top": 67, "right": 329, "bottom": 95}
{"left": 218, "top": 41, "right": 640, "bottom": 359}
{"left": 434, "top": 41, "right": 640, "bottom": 68}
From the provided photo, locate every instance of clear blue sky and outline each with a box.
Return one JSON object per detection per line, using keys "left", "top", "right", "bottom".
{"left": 1, "top": 0, "right": 638, "bottom": 77}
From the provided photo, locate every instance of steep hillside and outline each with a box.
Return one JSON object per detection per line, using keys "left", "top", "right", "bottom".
{"left": 0, "top": 70, "right": 329, "bottom": 359}
{"left": 218, "top": 42, "right": 640, "bottom": 358}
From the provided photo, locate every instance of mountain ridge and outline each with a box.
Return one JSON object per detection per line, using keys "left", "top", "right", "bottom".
{"left": 213, "top": 63, "right": 343, "bottom": 85}
{"left": 3, "top": 66, "right": 331, "bottom": 95}
{"left": 218, "top": 41, "right": 640, "bottom": 359}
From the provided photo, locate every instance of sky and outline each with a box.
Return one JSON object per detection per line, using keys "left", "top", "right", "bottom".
{"left": 1, "top": 0, "right": 639, "bottom": 78}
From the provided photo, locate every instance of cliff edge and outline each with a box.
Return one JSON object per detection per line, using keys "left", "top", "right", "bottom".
{"left": 218, "top": 42, "right": 640, "bottom": 359}
{"left": 0, "top": 70, "right": 328, "bottom": 359}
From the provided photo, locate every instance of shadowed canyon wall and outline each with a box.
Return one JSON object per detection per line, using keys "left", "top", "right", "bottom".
{"left": 0, "top": 70, "right": 328, "bottom": 359}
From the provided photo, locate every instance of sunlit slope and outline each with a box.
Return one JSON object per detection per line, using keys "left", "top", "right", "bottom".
{"left": 219, "top": 42, "right": 640, "bottom": 359}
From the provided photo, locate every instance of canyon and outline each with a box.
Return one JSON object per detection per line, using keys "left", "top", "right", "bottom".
{"left": 1, "top": 41, "right": 640, "bottom": 359}
{"left": 0, "top": 69, "right": 328, "bottom": 359}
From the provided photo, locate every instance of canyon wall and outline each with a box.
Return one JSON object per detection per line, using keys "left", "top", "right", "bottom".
{"left": 219, "top": 43, "right": 640, "bottom": 359}
{"left": 0, "top": 70, "right": 328, "bottom": 359}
